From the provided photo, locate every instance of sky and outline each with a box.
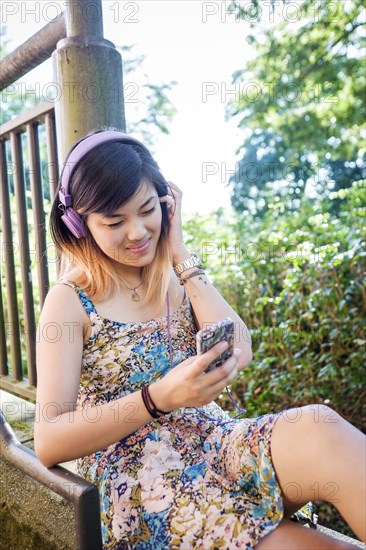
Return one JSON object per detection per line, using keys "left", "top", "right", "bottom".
{"left": 2, "top": 0, "right": 255, "bottom": 215}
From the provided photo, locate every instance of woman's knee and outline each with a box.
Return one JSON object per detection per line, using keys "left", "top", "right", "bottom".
{"left": 278, "top": 404, "right": 342, "bottom": 434}
{"left": 272, "top": 404, "right": 344, "bottom": 465}
{"left": 255, "top": 519, "right": 357, "bottom": 549}
{"left": 301, "top": 404, "right": 342, "bottom": 426}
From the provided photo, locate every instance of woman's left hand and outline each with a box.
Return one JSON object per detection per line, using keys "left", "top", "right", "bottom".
{"left": 159, "top": 181, "right": 189, "bottom": 263}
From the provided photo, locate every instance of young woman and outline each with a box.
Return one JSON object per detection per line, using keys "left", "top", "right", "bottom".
{"left": 35, "top": 129, "right": 365, "bottom": 549}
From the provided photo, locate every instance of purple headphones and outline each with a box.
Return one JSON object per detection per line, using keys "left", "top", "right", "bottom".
{"left": 58, "top": 130, "right": 144, "bottom": 238}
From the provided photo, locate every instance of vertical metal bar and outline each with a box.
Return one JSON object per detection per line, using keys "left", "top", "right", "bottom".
{"left": 0, "top": 262, "right": 8, "bottom": 373}
{"left": 45, "top": 112, "right": 60, "bottom": 279}
{"left": 26, "top": 122, "right": 49, "bottom": 308}
{"left": 53, "top": 0, "right": 125, "bottom": 162}
{"left": 45, "top": 112, "right": 59, "bottom": 200}
{"left": 0, "top": 139, "right": 22, "bottom": 379}
{"left": 10, "top": 131, "right": 37, "bottom": 387}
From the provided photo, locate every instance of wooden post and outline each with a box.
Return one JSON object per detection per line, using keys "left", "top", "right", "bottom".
{"left": 53, "top": 0, "right": 125, "bottom": 162}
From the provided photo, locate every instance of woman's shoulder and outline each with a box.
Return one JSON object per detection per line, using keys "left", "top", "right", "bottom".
{"left": 48, "top": 279, "right": 80, "bottom": 297}
{"left": 42, "top": 279, "right": 90, "bottom": 325}
{"left": 49, "top": 266, "right": 89, "bottom": 303}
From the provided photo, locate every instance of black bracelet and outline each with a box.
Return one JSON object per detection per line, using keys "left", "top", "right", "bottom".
{"left": 141, "top": 385, "right": 169, "bottom": 419}
{"left": 178, "top": 268, "right": 206, "bottom": 285}
{"left": 146, "top": 385, "right": 169, "bottom": 416}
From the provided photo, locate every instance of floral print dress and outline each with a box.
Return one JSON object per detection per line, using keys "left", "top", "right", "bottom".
{"left": 61, "top": 282, "right": 284, "bottom": 549}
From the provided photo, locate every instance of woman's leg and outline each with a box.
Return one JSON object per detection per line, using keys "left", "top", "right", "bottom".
{"left": 269, "top": 405, "right": 366, "bottom": 541}
{"left": 256, "top": 519, "right": 358, "bottom": 549}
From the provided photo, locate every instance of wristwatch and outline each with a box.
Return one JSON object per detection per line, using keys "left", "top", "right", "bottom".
{"left": 173, "top": 253, "right": 202, "bottom": 276}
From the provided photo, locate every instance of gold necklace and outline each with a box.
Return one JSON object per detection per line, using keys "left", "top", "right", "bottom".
{"left": 123, "top": 280, "right": 143, "bottom": 302}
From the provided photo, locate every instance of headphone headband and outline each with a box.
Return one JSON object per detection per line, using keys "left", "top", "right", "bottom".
{"left": 58, "top": 130, "right": 144, "bottom": 238}
{"left": 59, "top": 130, "right": 143, "bottom": 206}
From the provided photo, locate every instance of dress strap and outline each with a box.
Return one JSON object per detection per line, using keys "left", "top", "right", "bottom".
{"left": 57, "top": 280, "right": 97, "bottom": 317}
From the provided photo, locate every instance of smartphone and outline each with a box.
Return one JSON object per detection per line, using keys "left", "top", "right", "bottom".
{"left": 196, "top": 317, "right": 234, "bottom": 373}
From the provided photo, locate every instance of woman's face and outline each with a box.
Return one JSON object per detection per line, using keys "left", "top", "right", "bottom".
{"left": 86, "top": 181, "right": 163, "bottom": 272}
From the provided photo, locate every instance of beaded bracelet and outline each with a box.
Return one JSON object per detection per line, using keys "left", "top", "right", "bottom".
{"left": 141, "top": 385, "right": 169, "bottom": 419}
{"left": 178, "top": 268, "right": 206, "bottom": 285}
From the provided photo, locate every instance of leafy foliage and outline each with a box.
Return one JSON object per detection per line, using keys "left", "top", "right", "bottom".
{"left": 184, "top": 180, "right": 366, "bottom": 433}
{"left": 226, "top": 0, "right": 366, "bottom": 214}
{"left": 0, "top": 31, "right": 38, "bottom": 124}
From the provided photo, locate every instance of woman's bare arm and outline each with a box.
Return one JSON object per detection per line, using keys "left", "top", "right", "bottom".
{"left": 160, "top": 182, "right": 252, "bottom": 370}
{"left": 34, "top": 284, "right": 240, "bottom": 468}
{"left": 34, "top": 284, "right": 157, "bottom": 467}
{"left": 174, "top": 260, "right": 252, "bottom": 370}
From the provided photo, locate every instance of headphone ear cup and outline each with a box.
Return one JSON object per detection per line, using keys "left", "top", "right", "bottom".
{"left": 61, "top": 208, "right": 88, "bottom": 239}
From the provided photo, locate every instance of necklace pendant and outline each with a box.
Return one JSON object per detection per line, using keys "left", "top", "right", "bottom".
{"left": 132, "top": 290, "right": 140, "bottom": 302}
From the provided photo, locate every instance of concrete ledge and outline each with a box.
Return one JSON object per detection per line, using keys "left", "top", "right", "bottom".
{"left": 0, "top": 389, "right": 102, "bottom": 550}
{"left": 0, "top": 456, "right": 76, "bottom": 550}
{"left": 317, "top": 525, "right": 365, "bottom": 549}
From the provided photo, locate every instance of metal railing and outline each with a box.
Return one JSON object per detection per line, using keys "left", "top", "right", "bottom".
{"left": 1, "top": 0, "right": 125, "bottom": 400}
{"left": 0, "top": 15, "right": 66, "bottom": 91}
{"left": 1, "top": 103, "right": 59, "bottom": 401}
{"left": 0, "top": 12, "right": 66, "bottom": 401}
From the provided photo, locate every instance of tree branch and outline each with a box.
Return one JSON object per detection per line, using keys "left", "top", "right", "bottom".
{"left": 298, "top": 20, "right": 365, "bottom": 82}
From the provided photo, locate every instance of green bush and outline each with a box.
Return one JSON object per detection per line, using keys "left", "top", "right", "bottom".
{"left": 184, "top": 181, "right": 366, "bottom": 432}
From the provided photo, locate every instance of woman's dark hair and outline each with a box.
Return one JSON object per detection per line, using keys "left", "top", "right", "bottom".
{"left": 51, "top": 134, "right": 169, "bottom": 244}
{"left": 50, "top": 130, "right": 172, "bottom": 303}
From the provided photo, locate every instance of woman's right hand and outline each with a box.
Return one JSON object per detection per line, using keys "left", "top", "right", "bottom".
{"left": 149, "top": 343, "right": 241, "bottom": 411}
